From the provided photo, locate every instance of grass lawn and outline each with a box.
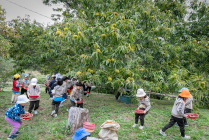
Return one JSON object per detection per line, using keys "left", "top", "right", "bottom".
{"left": 0, "top": 88, "right": 209, "bottom": 140}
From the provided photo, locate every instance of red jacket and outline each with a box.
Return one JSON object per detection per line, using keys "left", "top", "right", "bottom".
{"left": 12, "top": 80, "right": 20, "bottom": 92}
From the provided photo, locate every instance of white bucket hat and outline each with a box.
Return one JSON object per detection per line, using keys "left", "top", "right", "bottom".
{"left": 136, "top": 89, "right": 146, "bottom": 97}
{"left": 31, "top": 78, "right": 38, "bottom": 85}
{"left": 16, "top": 95, "right": 30, "bottom": 104}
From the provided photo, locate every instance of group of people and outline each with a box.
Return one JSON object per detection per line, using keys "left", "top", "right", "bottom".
{"left": 132, "top": 88, "right": 193, "bottom": 139}
{"left": 5, "top": 73, "right": 193, "bottom": 139}
{"left": 6, "top": 73, "right": 92, "bottom": 139}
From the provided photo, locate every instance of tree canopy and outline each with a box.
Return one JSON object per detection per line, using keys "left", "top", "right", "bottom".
{"left": 4, "top": 0, "right": 209, "bottom": 108}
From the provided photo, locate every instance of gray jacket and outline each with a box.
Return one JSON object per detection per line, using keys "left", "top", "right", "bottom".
{"left": 70, "top": 88, "right": 82, "bottom": 102}
{"left": 21, "top": 79, "right": 30, "bottom": 88}
{"left": 66, "top": 80, "right": 76, "bottom": 89}
{"left": 27, "top": 85, "right": 41, "bottom": 101}
{"left": 138, "top": 97, "right": 151, "bottom": 112}
{"left": 61, "top": 82, "right": 67, "bottom": 93}
{"left": 53, "top": 85, "right": 64, "bottom": 98}
{"left": 185, "top": 97, "right": 193, "bottom": 109}
{"left": 171, "top": 98, "right": 186, "bottom": 118}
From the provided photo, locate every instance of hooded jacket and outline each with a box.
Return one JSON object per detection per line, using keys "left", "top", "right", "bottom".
{"left": 27, "top": 85, "right": 41, "bottom": 101}
{"left": 171, "top": 97, "right": 186, "bottom": 118}
{"left": 138, "top": 97, "right": 151, "bottom": 112}
{"left": 185, "top": 97, "right": 193, "bottom": 109}
{"left": 53, "top": 85, "right": 65, "bottom": 98}
{"left": 70, "top": 88, "right": 83, "bottom": 102}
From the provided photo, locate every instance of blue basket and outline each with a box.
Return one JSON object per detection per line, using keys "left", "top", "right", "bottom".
{"left": 119, "top": 96, "right": 133, "bottom": 104}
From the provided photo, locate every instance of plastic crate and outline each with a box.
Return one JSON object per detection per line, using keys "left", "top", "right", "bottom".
{"left": 119, "top": 96, "right": 132, "bottom": 104}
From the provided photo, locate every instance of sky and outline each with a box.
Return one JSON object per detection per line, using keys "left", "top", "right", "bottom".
{"left": 0, "top": 0, "right": 64, "bottom": 26}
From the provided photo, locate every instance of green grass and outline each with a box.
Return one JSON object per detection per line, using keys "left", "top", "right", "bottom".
{"left": 0, "top": 88, "right": 209, "bottom": 140}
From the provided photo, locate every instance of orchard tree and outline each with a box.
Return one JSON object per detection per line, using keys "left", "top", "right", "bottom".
{"left": 7, "top": 0, "right": 209, "bottom": 108}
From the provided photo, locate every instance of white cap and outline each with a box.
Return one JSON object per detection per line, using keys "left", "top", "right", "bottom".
{"left": 31, "top": 78, "right": 38, "bottom": 85}
{"left": 16, "top": 95, "right": 30, "bottom": 104}
{"left": 136, "top": 89, "right": 146, "bottom": 97}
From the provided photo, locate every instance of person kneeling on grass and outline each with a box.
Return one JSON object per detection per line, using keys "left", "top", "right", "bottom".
{"left": 51, "top": 80, "right": 65, "bottom": 117}
{"left": 5, "top": 95, "right": 30, "bottom": 139}
{"left": 27, "top": 78, "right": 41, "bottom": 115}
{"left": 160, "top": 89, "right": 192, "bottom": 139}
{"left": 132, "top": 89, "right": 151, "bottom": 130}
{"left": 69, "top": 82, "right": 83, "bottom": 108}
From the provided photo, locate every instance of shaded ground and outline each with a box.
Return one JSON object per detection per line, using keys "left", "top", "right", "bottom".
{"left": 0, "top": 88, "right": 209, "bottom": 140}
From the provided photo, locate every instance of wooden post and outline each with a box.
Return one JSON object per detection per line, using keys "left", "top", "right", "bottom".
{"left": 66, "top": 107, "right": 89, "bottom": 133}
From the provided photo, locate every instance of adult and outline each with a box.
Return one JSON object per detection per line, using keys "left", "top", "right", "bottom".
{"left": 49, "top": 75, "right": 56, "bottom": 100}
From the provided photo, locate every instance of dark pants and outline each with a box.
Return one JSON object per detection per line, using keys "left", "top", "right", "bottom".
{"left": 115, "top": 92, "right": 120, "bottom": 100}
{"left": 184, "top": 109, "right": 191, "bottom": 124}
{"left": 21, "top": 88, "right": 28, "bottom": 98}
{"left": 135, "top": 111, "right": 148, "bottom": 126}
{"left": 45, "top": 87, "right": 49, "bottom": 94}
{"left": 71, "top": 99, "right": 83, "bottom": 108}
{"left": 162, "top": 115, "right": 185, "bottom": 137}
{"left": 52, "top": 100, "right": 61, "bottom": 114}
{"left": 28, "top": 100, "right": 40, "bottom": 113}
{"left": 49, "top": 92, "right": 53, "bottom": 98}
{"left": 86, "top": 87, "right": 91, "bottom": 93}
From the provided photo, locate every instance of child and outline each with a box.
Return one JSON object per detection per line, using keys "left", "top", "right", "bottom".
{"left": 160, "top": 89, "right": 192, "bottom": 139}
{"left": 20, "top": 74, "right": 30, "bottom": 98}
{"left": 132, "top": 88, "right": 151, "bottom": 130}
{"left": 70, "top": 82, "right": 83, "bottom": 108}
{"left": 11, "top": 74, "right": 21, "bottom": 103}
{"left": 51, "top": 80, "right": 65, "bottom": 117}
{"left": 86, "top": 81, "right": 92, "bottom": 97}
{"left": 27, "top": 78, "right": 41, "bottom": 115}
{"left": 176, "top": 88, "right": 193, "bottom": 126}
{"left": 44, "top": 76, "right": 50, "bottom": 94}
{"left": 49, "top": 75, "right": 56, "bottom": 99}
{"left": 59, "top": 76, "right": 69, "bottom": 107}
{"left": 5, "top": 95, "right": 29, "bottom": 139}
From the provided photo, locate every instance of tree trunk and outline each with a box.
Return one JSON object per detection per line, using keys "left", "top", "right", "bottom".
{"left": 66, "top": 107, "right": 89, "bottom": 133}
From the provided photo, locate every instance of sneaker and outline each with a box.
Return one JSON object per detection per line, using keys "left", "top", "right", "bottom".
{"left": 139, "top": 126, "right": 144, "bottom": 130}
{"left": 132, "top": 124, "right": 138, "bottom": 128}
{"left": 175, "top": 123, "right": 179, "bottom": 126}
{"left": 7, "top": 134, "right": 17, "bottom": 139}
{"left": 182, "top": 135, "right": 191, "bottom": 139}
{"left": 184, "top": 123, "right": 189, "bottom": 126}
{"left": 53, "top": 114, "right": 57, "bottom": 117}
{"left": 51, "top": 110, "right": 55, "bottom": 116}
{"left": 14, "top": 131, "right": 20, "bottom": 136}
{"left": 10, "top": 101, "right": 13, "bottom": 104}
{"left": 49, "top": 98, "right": 53, "bottom": 100}
{"left": 34, "top": 110, "right": 38, "bottom": 115}
{"left": 160, "top": 129, "right": 166, "bottom": 136}
{"left": 66, "top": 109, "right": 69, "bottom": 112}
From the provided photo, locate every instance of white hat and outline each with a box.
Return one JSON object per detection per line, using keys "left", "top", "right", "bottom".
{"left": 52, "top": 75, "right": 56, "bottom": 77}
{"left": 136, "top": 89, "right": 146, "bottom": 97}
{"left": 16, "top": 95, "right": 30, "bottom": 104}
{"left": 31, "top": 78, "right": 38, "bottom": 85}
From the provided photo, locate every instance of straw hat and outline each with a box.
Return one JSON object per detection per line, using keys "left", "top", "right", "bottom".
{"left": 179, "top": 89, "right": 192, "bottom": 98}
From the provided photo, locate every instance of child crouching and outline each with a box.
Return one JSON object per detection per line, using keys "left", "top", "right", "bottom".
{"left": 69, "top": 82, "right": 83, "bottom": 108}
{"left": 160, "top": 89, "right": 192, "bottom": 139}
{"left": 132, "top": 89, "right": 151, "bottom": 130}
{"left": 5, "top": 95, "right": 29, "bottom": 139}
{"left": 51, "top": 80, "right": 65, "bottom": 117}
